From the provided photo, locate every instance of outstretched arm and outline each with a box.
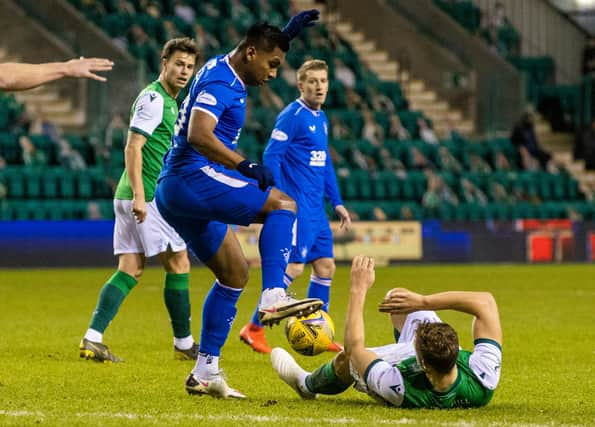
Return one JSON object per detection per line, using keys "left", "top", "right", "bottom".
{"left": 0, "top": 57, "right": 114, "bottom": 91}
{"left": 344, "top": 255, "right": 381, "bottom": 378}
{"left": 379, "top": 289, "right": 502, "bottom": 346}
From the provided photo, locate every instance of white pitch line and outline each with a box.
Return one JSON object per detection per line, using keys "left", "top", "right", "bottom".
{"left": 0, "top": 410, "right": 588, "bottom": 427}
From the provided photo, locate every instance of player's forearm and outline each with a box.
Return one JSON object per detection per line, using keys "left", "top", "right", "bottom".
{"left": 124, "top": 143, "right": 145, "bottom": 200}
{"left": 422, "top": 291, "right": 497, "bottom": 319}
{"left": 0, "top": 62, "right": 68, "bottom": 91}
{"left": 344, "top": 289, "right": 367, "bottom": 356}
{"left": 189, "top": 131, "right": 243, "bottom": 169}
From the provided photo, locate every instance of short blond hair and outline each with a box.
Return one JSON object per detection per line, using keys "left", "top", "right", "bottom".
{"left": 297, "top": 59, "right": 328, "bottom": 82}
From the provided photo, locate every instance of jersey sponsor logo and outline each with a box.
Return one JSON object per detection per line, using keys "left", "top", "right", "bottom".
{"left": 309, "top": 150, "right": 326, "bottom": 167}
{"left": 309, "top": 124, "right": 316, "bottom": 132}
{"left": 197, "top": 90, "right": 217, "bottom": 106}
{"left": 271, "top": 128, "right": 288, "bottom": 141}
{"left": 149, "top": 93, "right": 157, "bottom": 102}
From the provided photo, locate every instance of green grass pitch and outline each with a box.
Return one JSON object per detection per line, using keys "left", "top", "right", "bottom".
{"left": 0, "top": 264, "right": 594, "bottom": 426}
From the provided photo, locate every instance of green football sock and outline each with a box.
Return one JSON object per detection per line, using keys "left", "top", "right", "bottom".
{"left": 163, "top": 272, "right": 191, "bottom": 339}
{"left": 89, "top": 270, "right": 137, "bottom": 333}
{"left": 305, "top": 361, "right": 353, "bottom": 395}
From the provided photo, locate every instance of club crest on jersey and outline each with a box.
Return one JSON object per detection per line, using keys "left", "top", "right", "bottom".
{"left": 197, "top": 90, "right": 217, "bottom": 106}
{"left": 300, "top": 246, "right": 308, "bottom": 258}
{"left": 271, "top": 128, "right": 288, "bottom": 141}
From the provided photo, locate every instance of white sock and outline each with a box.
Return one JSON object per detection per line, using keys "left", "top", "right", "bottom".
{"left": 192, "top": 353, "right": 220, "bottom": 379}
{"left": 84, "top": 329, "right": 102, "bottom": 343}
{"left": 297, "top": 372, "right": 310, "bottom": 393}
{"left": 174, "top": 335, "right": 194, "bottom": 350}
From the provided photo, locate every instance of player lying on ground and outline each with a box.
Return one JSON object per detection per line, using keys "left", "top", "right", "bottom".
{"left": 155, "top": 10, "right": 322, "bottom": 398}
{"left": 80, "top": 38, "right": 199, "bottom": 363}
{"left": 0, "top": 57, "right": 113, "bottom": 90}
{"left": 272, "top": 255, "right": 502, "bottom": 408}
{"left": 240, "top": 59, "right": 350, "bottom": 354}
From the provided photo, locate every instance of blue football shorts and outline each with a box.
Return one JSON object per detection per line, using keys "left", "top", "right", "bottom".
{"left": 289, "top": 213, "right": 334, "bottom": 264}
{"left": 155, "top": 165, "right": 270, "bottom": 262}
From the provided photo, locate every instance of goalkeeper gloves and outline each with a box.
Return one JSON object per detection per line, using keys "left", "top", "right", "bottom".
{"left": 237, "top": 160, "right": 275, "bottom": 191}
{"left": 282, "top": 9, "right": 320, "bottom": 40}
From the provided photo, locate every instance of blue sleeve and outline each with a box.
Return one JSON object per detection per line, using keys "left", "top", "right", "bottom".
{"left": 191, "top": 81, "right": 230, "bottom": 123}
{"left": 324, "top": 146, "right": 343, "bottom": 209}
{"left": 263, "top": 110, "right": 296, "bottom": 185}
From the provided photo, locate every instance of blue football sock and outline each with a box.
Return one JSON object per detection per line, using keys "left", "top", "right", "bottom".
{"left": 250, "top": 272, "right": 294, "bottom": 326}
{"left": 199, "top": 280, "right": 242, "bottom": 356}
{"left": 308, "top": 275, "right": 332, "bottom": 312}
{"left": 259, "top": 209, "right": 296, "bottom": 291}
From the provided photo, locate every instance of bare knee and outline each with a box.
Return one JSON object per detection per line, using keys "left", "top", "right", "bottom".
{"left": 118, "top": 254, "right": 144, "bottom": 280}
{"left": 162, "top": 250, "right": 190, "bottom": 274}
{"left": 267, "top": 188, "right": 297, "bottom": 214}
{"left": 286, "top": 262, "right": 305, "bottom": 279}
{"left": 213, "top": 258, "right": 249, "bottom": 289}
{"left": 312, "top": 258, "right": 336, "bottom": 278}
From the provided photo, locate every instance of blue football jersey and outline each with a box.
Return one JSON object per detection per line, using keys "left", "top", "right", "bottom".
{"left": 161, "top": 55, "right": 247, "bottom": 176}
{"left": 263, "top": 99, "right": 342, "bottom": 213}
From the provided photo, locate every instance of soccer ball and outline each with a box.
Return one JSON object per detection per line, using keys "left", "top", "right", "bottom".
{"left": 285, "top": 310, "right": 335, "bottom": 356}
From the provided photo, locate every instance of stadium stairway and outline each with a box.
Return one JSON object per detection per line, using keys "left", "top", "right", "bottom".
{"left": 293, "top": 1, "right": 475, "bottom": 137}
{"left": 539, "top": 130, "right": 595, "bottom": 197}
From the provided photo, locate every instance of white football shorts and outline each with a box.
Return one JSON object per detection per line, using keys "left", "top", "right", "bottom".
{"left": 113, "top": 199, "right": 186, "bottom": 257}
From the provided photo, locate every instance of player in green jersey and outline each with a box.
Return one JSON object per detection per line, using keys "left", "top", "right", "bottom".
{"left": 80, "top": 38, "right": 200, "bottom": 363}
{"left": 272, "top": 255, "right": 502, "bottom": 408}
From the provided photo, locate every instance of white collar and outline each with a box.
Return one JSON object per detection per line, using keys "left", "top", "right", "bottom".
{"left": 223, "top": 54, "right": 245, "bottom": 89}
{"left": 297, "top": 98, "right": 321, "bottom": 116}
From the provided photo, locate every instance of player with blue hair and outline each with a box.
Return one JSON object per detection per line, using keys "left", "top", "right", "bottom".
{"left": 155, "top": 11, "right": 322, "bottom": 399}
{"left": 239, "top": 59, "right": 350, "bottom": 354}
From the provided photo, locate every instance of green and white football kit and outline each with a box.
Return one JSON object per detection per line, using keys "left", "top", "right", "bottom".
{"left": 113, "top": 80, "right": 185, "bottom": 257}
{"left": 354, "top": 311, "right": 502, "bottom": 408}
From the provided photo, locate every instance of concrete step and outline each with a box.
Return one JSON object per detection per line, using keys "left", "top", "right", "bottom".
{"left": 408, "top": 90, "right": 437, "bottom": 103}
{"left": 369, "top": 61, "right": 398, "bottom": 74}
{"left": 567, "top": 162, "right": 585, "bottom": 175}
{"left": 37, "top": 99, "right": 73, "bottom": 114}
{"left": 44, "top": 110, "right": 86, "bottom": 128}
{"left": 446, "top": 111, "right": 463, "bottom": 121}
{"left": 15, "top": 91, "right": 61, "bottom": 103}
{"left": 407, "top": 80, "right": 426, "bottom": 93}
{"left": 410, "top": 100, "right": 449, "bottom": 113}
{"left": 360, "top": 50, "right": 389, "bottom": 62}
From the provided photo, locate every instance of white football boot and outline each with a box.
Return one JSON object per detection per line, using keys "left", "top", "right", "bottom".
{"left": 258, "top": 288, "right": 323, "bottom": 326}
{"left": 185, "top": 372, "right": 246, "bottom": 399}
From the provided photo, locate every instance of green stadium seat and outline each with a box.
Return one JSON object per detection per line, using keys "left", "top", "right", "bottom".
{"left": 5, "top": 167, "right": 24, "bottom": 198}
{"left": 41, "top": 168, "right": 60, "bottom": 199}
{"left": 24, "top": 169, "right": 42, "bottom": 198}
{"left": 486, "top": 203, "right": 511, "bottom": 220}
{"left": 0, "top": 132, "right": 19, "bottom": 163}
{"left": 76, "top": 171, "right": 93, "bottom": 199}
{"left": 57, "top": 169, "right": 76, "bottom": 199}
